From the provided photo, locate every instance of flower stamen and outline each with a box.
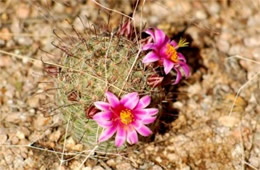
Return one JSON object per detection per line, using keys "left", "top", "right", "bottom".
{"left": 166, "top": 44, "right": 178, "bottom": 63}
{"left": 120, "top": 109, "right": 134, "bottom": 125}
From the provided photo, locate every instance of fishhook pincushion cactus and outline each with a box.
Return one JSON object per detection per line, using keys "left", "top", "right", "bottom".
{"left": 54, "top": 27, "right": 163, "bottom": 152}
{"left": 52, "top": 24, "right": 190, "bottom": 152}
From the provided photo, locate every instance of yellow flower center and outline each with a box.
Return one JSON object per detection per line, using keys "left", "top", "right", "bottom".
{"left": 120, "top": 109, "right": 134, "bottom": 125}
{"left": 165, "top": 43, "right": 178, "bottom": 63}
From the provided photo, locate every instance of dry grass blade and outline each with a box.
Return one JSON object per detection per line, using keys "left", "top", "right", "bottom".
{"left": 90, "top": 0, "right": 132, "bottom": 20}
{"left": 228, "top": 55, "right": 260, "bottom": 116}
{"left": 59, "top": 113, "right": 71, "bottom": 169}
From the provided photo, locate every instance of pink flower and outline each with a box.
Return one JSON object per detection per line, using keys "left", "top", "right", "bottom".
{"left": 93, "top": 91, "right": 158, "bottom": 147}
{"left": 142, "top": 28, "right": 190, "bottom": 84}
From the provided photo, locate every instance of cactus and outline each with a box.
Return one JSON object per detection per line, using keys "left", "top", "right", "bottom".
{"left": 53, "top": 27, "right": 162, "bottom": 152}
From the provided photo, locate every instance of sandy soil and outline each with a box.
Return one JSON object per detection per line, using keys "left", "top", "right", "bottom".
{"left": 0, "top": 0, "right": 259, "bottom": 169}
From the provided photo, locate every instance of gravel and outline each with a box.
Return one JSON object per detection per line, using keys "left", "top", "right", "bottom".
{"left": 0, "top": 0, "right": 259, "bottom": 169}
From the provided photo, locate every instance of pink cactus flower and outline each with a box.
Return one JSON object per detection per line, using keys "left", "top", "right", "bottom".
{"left": 93, "top": 91, "right": 158, "bottom": 147}
{"left": 142, "top": 28, "right": 190, "bottom": 84}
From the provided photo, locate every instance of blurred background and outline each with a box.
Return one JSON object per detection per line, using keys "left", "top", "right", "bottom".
{"left": 0, "top": 0, "right": 259, "bottom": 169}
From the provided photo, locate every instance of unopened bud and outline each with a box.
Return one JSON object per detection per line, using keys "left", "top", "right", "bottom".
{"left": 44, "top": 66, "right": 60, "bottom": 77}
{"left": 67, "top": 90, "right": 81, "bottom": 102}
{"left": 85, "top": 105, "right": 99, "bottom": 119}
{"left": 147, "top": 74, "right": 164, "bottom": 88}
{"left": 117, "top": 19, "right": 133, "bottom": 39}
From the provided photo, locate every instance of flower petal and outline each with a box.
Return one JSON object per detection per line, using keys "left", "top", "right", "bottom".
{"left": 142, "top": 52, "right": 160, "bottom": 64}
{"left": 94, "top": 101, "right": 110, "bottom": 111}
{"left": 142, "top": 43, "right": 156, "bottom": 51}
{"left": 120, "top": 92, "right": 139, "bottom": 109}
{"left": 126, "top": 126, "right": 138, "bottom": 144}
{"left": 133, "top": 121, "right": 152, "bottom": 136}
{"left": 94, "top": 118, "right": 113, "bottom": 128}
{"left": 170, "top": 40, "right": 178, "bottom": 48}
{"left": 163, "top": 59, "right": 174, "bottom": 75}
{"left": 134, "top": 108, "right": 158, "bottom": 116}
{"left": 177, "top": 52, "right": 186, "bottom": 62}
{"left": 135, "top": 114, "right": 157, "bottom": 125}
{"left": 93, "top": 111, "right": 112, "bottom": 120}
{"left": 172, "top": 67, "right": 182, "bottom": 85}
{"left": 180, "top": 62, "right": 190, "bottom": 77}
{"left": 142, "top": 116, "right": 157, "bottom": 124}
{"left": 154, "top": 28, "right": 166, "bottom": 45}
{"left": 135, "top": 95, "right": 151, "bottom": 109}
{"left": 105, "top": 91, "right": 119, "bottom": 108}
{"left": 99, "top": 126, "right": 117, "bottom": 143}
{"left": 145, "top": 29, "right": 155, "bottom": 40}
{"left": 115, "top": 126, "right": 126, "bottom": 147}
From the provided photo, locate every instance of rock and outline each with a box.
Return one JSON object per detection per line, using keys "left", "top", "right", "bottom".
{"left": 0, "top": 133, "right": 7, "bottom": 144}
{"left": 248, "top": 156, "right": 260, "bottom": 168}
{"left": 247, "top": 13, "right": 260, "bottom": 26}
{"left": 240, "top": 6, "right": 252, "bottom": 18}
{"left": 154, "top": 156, "right": 162, "bottom": 163}
{"left": 40, "top": 165, "right": 47, "bottom": 170}
{"left": 116, "top": 162, "right": 133, "bottom": 170}
{"left": 149, "top": 165, "right": 163, "bottom": 170}
{"left": 10, "top": 134, "right": 19, "bottom": 144}
{"left": 52, "top": 114, "right": 63, "bottom": 126}
{"left": 10, "top": 19, "right": 21, "bottom": 34}
{"left": 181, "top": 165, "right": 191, "bottom": 170}
{"left": 65, "top": 137, "right": 76, "bottom": 150}
{"left": 73, "top": 17, "right": 85, "bottom": 32}
{"left": 16, "top": 3, "right": 30, "bottom": 19}
{"left": 172, "top": 101, "right": 183, "bottom": 110}
{"left": 252, "top": 48, "right": 260, "bottom": 59}
{"left": 195, "top": 10, "right": 207, "bottom": 20}
{"left": 217, "top": 39, "right": 230, "bottom": 53}
{"left": 15, "top": 36, "right": 33, "bottom": 46}
{"left": 0, "top": 55, "right": 12, "bottom": 67}
{"left": 49, "top": 130, "right": 61, "bottom": 142}
{"left": 167, "top": 153, "right": 178, "bottom": 162}
{"left": 24, "top": 157, "right": 34, "bottom": 168}
{"left": 223, "top": 94, "right": 247, "bottom": 114}
{"left": 254, "top": 132, "right": 260, "bottom": 147}
{"left": 244, "top": 36, "right": 260, "bottom": 47}
{"left": 19, "top": 139, "right": 30, "bottom": 146}
{"left": 13, "top": 156, "right": 24, "bottom": 169}
{"left": 53, "top": 3, "right": 65, "bottom": 13}
{"left": 29, "top": 131, "right": 43, "bottom": 142}
{"left": 208, "top": 3, "right": 220, "bottom": 15}
{"left": 107, "top": 159, "right": 116, "bottom": 167}
{"left": 0, "top": 28, "right": 11, "bottom": 41}
{"left": 16, "top": 130, "right": 25, "bottom": 139}
{"left": 4, "top": 150, "right": 13, "bottom": 164}
{"left": 69, "top": 160, "right": 81, "bottom": 170}
{"left": 27, "top": 95, "right": 40, "bottom": 108}
{"left": 20, "top": 126, "right": 30, "bottom": 137}
{"left": 218, "top": 116, "right": 239, "bottom": 127}
{"left": 187, "top": 83, "right": 202, "bottom": 97}
{"left": 228, "top": 44, "right": 243, "bottom": 55}
{"left": 93, "top": 165, "right": 104, "bottom": 170}
{"left": 82, "top": 167, "right": 92, "bottom": 170}
{"left": 0, "top": 39, "right": 5, "bottom": 46}
{"left": 33, "top": 115, "right": 51, "bottom": 130}
{"left": 5, "top": 112, "right": 22, "bottom": 123}
{"left": 73, "top": 144, "right": 83, "bottom": 151}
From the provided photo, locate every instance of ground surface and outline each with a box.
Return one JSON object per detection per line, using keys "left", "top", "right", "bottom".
{"left": 0, "top": 0, "right": 260, "bottom": 169}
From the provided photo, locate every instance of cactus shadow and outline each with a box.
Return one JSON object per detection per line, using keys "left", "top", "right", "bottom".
{"left": 155, "top": 32, "right": 204, "bottom": 136}
{"left": 157, "top": 103, "right": 179, "bottom": 135}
